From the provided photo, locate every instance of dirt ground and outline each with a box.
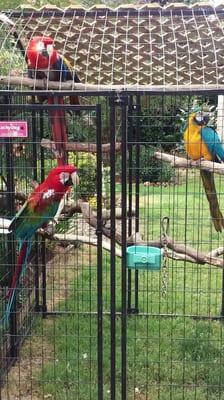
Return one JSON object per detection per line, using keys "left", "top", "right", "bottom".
{"left": 0, "top": 245, "right": 86, "bottom": 400}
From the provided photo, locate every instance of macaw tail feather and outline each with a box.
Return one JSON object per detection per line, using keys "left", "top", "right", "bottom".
{"left": 200, "top": 170, "right": 224, "bottom": 232}
{"left": 69, "top": 95, "right": 80, "bottom": 106}
{"left": 1, "top": 240, "right": 32, "bottom": 325}
{"left": 48, "top": 97, "right": 68, "bottom": 165}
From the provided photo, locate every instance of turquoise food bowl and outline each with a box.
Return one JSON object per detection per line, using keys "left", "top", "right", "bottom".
{"left": 127, "top": 245, "right": 163, "bottom": 271}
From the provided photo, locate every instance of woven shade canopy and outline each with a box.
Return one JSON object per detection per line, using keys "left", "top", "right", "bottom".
{"left": 1, "top": 3, "right": 224, "bottom": 93}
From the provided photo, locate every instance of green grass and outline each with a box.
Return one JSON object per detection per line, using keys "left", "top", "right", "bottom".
{"left": 33, "top": 176, "right": 224, "bottom": 399}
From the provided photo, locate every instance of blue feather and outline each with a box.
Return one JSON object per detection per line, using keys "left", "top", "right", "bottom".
{"left": 201, "top": 126, "right": 224, "bottom": 161}
{"left": 54, "top": 57, "right": 71, "bottom": 82}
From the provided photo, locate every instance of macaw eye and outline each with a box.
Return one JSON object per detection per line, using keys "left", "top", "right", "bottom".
{"left": 59, "top": 172, "right": 70, "bottom": 184}
{"left": 36, "top": 41, "right": 45, "bottom": 53}
{"left": 195, "top": 112, "right": 210, "bottom": 125}
{"left": 46, "top": 44, "right": 53, "bottom": 55}
{"left": 195, "top": 113, "right": 203, "bottom": 123}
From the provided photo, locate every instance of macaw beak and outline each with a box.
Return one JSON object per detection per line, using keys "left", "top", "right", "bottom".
{"left": 71, "top": 171, "right": 79, "bottom": 186}
{"left": 194, "top": 112, "right": 210, "bottom": 126}
{"left": 203, "top": 114, "right": 210, "bottom": 125}
{"left": 41, "top": 49, "right": 49, "bottom": 58}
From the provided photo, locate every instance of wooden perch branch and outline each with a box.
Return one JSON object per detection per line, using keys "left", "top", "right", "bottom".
{"left": 48, "top": 200, "right": 224, "bottom": 269}
{"left": 154, "top": 151, "right": 224, "bottom": 176}
{"left": 39, "top": 223, "right": 224, "bottom": 268}
{"left": 53, "top": 233, "right": 122, "bottom": 258}
{"left": 41, "top": 138, "right": 121, "bottom": 154}
{"left": 78, "top": 200, "right": 122, "bottom": 243}
{"left": 93, "top": 208, "right": 136, "bottom": 221}
{"left": 0, "top": 190, "right": 27, "bottom": 202}
{"left": 208, "top": 247, "right": 224, "bottom": 258}
{"left": 2, "top": 75, "right": 224, "bottom": 94}
{"left": 45, "top": 200, "right": 224, "bottom": 269}
{"left": 0, "top": 76, "right": 99, "bottom": 90}
{"left": 127, "top": 233, "right": 224, "bottom": 268}
{"left": 1, "top": 198, "right": 223, "bottom": 268}
{"left": 0, "top": 75, "right": 135, "bottom": 91}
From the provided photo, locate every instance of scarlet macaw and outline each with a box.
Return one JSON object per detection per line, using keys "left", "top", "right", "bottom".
{"left": 3, "top": 165, "right": 79, "bottom": 323}
{"left": 0, "top": 15, "right": 80, "bottom": 105}
{"left": 26, "top": 36, "right": 80, "bottom": 106}
{"left": 183, "top": 111, "right": 224, "bottom": 232}
{"left": 26, "top": 36, "right": 81, "bottom": 165}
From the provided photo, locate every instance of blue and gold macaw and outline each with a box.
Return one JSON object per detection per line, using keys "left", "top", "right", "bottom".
{"left": 183, "top": 110, "right": 224, "bottom": 232}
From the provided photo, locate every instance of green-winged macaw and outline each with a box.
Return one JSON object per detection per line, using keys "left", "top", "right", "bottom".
{"left": 183, "top": 111, "right": 224, "bottom": 232}
{"left": 2, "top": 165, "right": 79, "bottom": 324}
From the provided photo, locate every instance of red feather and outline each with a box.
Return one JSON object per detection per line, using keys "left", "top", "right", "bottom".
{"left": 48, "top": 96, "right": 67, "bottom": 165}
{"left": 26, "top": 36, "right": 57, "bottom": 69}
{"left": 3, "top": 165, "right": 78, "bottom": 322}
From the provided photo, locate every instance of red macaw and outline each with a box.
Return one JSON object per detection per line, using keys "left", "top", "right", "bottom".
{"left": 183, "top": 110, "right": 224, "bottom": 232}
{"left": 3, "top": 165, "right": 79, "bottom": 324}
{"left": 26, "top": 36, "right": 80, "bottom": 106}
{"left": 26, "top": 36, "right": 81, "bottom": 165}
{"left": 0, "top": 16, "right": 80, "bottom": 104}
{"left": 0, "top": 15, "right": 80, "bottom": 165}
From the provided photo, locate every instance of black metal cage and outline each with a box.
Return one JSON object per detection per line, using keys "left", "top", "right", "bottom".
{"left": 1, "top": 4, "right": 224, "bottom": 400}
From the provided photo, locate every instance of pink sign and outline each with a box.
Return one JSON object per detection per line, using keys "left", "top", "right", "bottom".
{"left": 0, "top": 121, "right": 28, "bottom": 138}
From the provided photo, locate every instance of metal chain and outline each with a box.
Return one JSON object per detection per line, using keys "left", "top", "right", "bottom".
{"left": 161, "top": 217, "right": 169, "bottom": 298}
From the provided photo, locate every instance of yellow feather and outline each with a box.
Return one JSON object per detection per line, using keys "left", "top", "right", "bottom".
{"left": 183, "top": 113, "right": 212, "bottom": 161}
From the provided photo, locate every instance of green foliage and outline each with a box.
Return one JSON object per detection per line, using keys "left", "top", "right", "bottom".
{"left": 0, "top": 47, "right": 23, "bottom": 74}
{"left": 116, "top": 145, "right": 174, "bottom": 183}
{"left": 69, "top": 152, "right": 97, "bottom": 200}
{"left": 137, "top": 146, "right": 175, "bottom": 183}
{"left": 125, "top": 95, "right": 194, "bottom": 183}
{"left": 138, "top": 96, "right": 190, "bottom": 153}
{"left": 0, "top": 0, "right": 141, "bottom": 10}
{"left": 0, "top": 0, "right": 208, "bottom": 10}
{"left": 67, "top": 111, "right": 97, "bottom": 143}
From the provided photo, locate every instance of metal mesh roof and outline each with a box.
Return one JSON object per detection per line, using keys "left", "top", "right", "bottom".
{"left": 1, "top": 3, "right": 224, "bottom": 93}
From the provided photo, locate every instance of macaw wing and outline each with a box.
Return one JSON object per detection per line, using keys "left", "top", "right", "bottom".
{"left": 55, "top": 55, "right": 80, "bottom": 83}
{"left": 201, "top": 126, "right": 224, "bottom": 161}
{"left": 9, "top": 186, "right": 60, "bottom": 239}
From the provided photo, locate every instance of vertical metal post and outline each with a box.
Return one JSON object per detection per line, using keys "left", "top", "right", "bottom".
{"left": 221, "top": 270, "right": 224, "bottom": 317}
{"left": 216, "top": 97, "right": 224, "bottom": 313}
{"left": 5, "top": 140, "right": 17, "bottom": 358}
{"left": 121, "top": 96, "right": 128, "bottom": 400}
{"left": 127, "top": 97, "right": 133, "bottom": 313}
{"left": 31, "top": 98, "right": 38, "bottom": 182}
{"left": 31, "top": 101, "right": 40, "bottom": 312}
{"left": 134, "top": 96, "right": 141, "bottom": 313}
{"left": 39, "top": 110, "right": 47, "bottom": 315}
{"left": 109, "top": 97, "right": 116, "bottom": 400}
{"left": 96, "top": 104, "right": 103, "bottom": 400}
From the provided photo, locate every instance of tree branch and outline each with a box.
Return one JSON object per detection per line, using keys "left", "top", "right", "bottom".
{"left": 0, "top": 190, "right": 27, "bottom": 202}
{"left": 2, "top": 75, "right": 224, "bottom": 94}
{"left": 77, "top": 199, "right": 122, "bottom": 243}
{"left": 127, "top": 233, "right": 224, "bottom": 268}
{"left": 1, "top": 198, "right": 223, "bottom": 268}
{"left": 154, "top": 151, "right": 224, "bottom": 176}
{"left": 207, "top": 247, "right": 224, "bottom": 258}
{"left": 41, "top": 139, "right": 121, "bottom": 154}
{"left": 39, "top": 226, "right": 224, "bottom": 268}
{"left": 73, "top": 203, "right": 224, "bottom": 268}
{"left": 0, "top": 75, "right": 126, "bottom": 91}
{"left": 52, "top": 233, "right": 122, "bottom": 258}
